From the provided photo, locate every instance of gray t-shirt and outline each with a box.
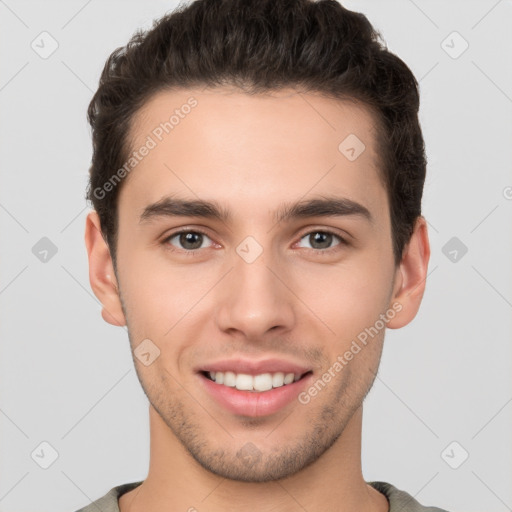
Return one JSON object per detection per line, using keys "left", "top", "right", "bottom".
{"left": 74, "top": 480, "right": 450, "bottom": 511}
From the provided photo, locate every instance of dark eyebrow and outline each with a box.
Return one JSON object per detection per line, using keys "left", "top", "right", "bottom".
{"left": 139, "top": 195, "right": 372, "bottom": 225}
{"left": 139, "top": 196, "right": 231, "bottom": 224}
{"left": 273, "top": 196, "right": 373, "bottom": 224}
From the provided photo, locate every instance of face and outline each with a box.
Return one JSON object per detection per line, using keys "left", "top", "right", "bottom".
{"left": 87, "top": 86, "right": 427, "bottom": 482}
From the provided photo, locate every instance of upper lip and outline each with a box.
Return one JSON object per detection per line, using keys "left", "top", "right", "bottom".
{"left": 196, "top": 357, "right": 312, "bottom": 376}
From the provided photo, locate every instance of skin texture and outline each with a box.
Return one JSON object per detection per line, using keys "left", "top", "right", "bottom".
{"left": 85, "top": 87, "right": 430, "bottom": 512}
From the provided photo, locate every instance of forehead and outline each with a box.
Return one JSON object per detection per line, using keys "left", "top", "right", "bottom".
{"left": 129, "top": 86, "right": 381, "bottom": 159}
{"left": 119, "top": 86, "right": 387, "bottom": 221}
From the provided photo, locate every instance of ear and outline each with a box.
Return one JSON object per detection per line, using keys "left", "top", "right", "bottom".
{"left": 386, "top": 216, "right": 430, "bottom": 329}
{"left": 84, "top": 211, "right": 126, "bottom": 327}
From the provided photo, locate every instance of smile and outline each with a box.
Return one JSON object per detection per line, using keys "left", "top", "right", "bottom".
{"left": 198, "top": 370, "right": 314, "bottom": 417}
{"left": 203, "top": 370, "right": 308, "bottom": 392}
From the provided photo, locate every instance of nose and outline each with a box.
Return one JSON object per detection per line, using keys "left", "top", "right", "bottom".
{"left": 214, "top": 248, "right": 296, "bottom": 340}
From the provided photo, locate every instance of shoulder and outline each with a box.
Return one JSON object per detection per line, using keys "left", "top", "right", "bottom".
{"left": 368, "top": 481, "right": 451, "bottom": 512}
{"left": 73, "top": 481, "right": 144, "bottom": 512}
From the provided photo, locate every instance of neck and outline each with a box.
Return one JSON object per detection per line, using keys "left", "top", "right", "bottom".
{"left": 119, "top": 405, "right": 388, "bottom": 512}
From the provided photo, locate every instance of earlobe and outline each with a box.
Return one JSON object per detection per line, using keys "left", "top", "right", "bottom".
{"left": 84, "top": 211, "right": 126, "bottom": 327}
{"left": 387, "top": 216, "right": 430, "bottom": 329}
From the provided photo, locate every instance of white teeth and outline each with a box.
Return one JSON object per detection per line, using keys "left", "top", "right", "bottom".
{"left": 272, "top": 372, "right": 285, "bottom": 387}
{"left": 207, "top": 370, "right": 303, "bottom": 391}
{"left": 223, "top": 371, "right": 236, "bottom": 387}
{"left": 283, "top": 373, "right": 295, "bottom": 385}
{"left": 253, "top": 373, "right": 273, "bottom": 391}
{"left": 235, "top": 373, "right": 253, "bottom": 390}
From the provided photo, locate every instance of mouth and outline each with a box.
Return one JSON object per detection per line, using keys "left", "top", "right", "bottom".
{"left": 200, "top": 370, "right": 313, "bottom": 392}
{"left": 197, "top": 369, "right": 314, "bottom": 417}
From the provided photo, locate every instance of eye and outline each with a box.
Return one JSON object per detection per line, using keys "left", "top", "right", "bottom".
{"left": 297, "top": 230, "right": 345, "bottom": 251}
{"left": 164, "top": 230, "right": 214, "bottom": 251}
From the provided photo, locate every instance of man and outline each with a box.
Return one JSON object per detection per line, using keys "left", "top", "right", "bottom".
{"left": 78, "top": 0, "right": 449, "bottom": 510}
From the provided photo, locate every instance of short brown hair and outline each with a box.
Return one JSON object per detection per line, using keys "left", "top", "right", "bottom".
{"left": 86, "top": 0, "right": 426, "bottom": 268}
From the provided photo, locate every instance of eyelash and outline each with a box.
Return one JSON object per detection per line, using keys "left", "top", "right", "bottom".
{"left": 161, "top": 228, "right": 349, "bottom": 255}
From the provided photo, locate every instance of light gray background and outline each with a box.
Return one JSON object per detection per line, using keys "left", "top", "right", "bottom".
{"left": 1, "top": 1, "right": 511, "bottom": 511}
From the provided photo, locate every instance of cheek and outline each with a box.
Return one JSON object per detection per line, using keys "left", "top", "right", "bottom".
{"left": 115, "top": 244, "right": 164, "bottom": 338}
{"left": 117, "top": 248, "right": 216, "bottom": 339}
{"left": 294, "top": 255, "right": 394, "bottom": 344}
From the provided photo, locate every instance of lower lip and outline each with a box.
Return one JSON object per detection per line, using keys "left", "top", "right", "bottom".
{"left": 198, "top": 372, "right": 313, "bottom": 417}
